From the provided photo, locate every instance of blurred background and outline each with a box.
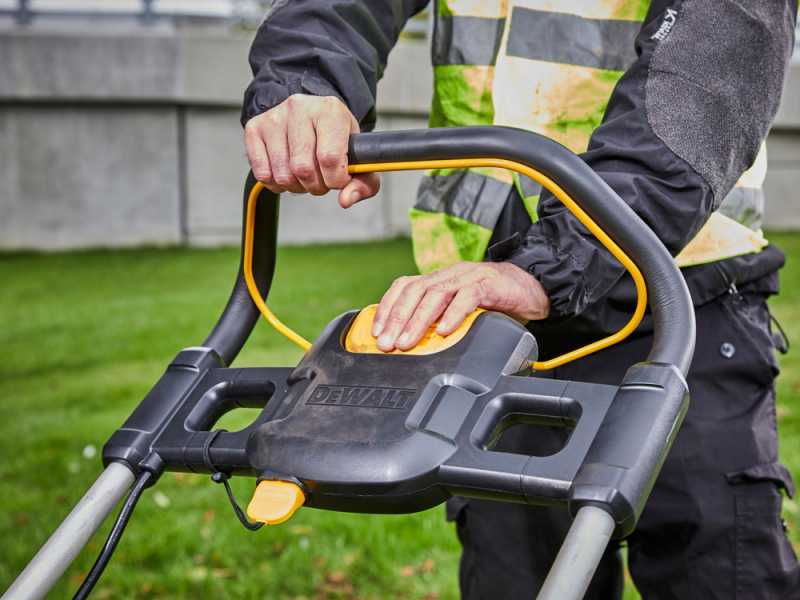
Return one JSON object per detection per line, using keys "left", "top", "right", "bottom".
{"left": 0, "top": 2, "right": 799, "bottom": 599}
{"left": 0, "top": 0, "right": 433, "bottom": 250}
{"left": 0, "top": 1, "right": 798, "bottom": 249}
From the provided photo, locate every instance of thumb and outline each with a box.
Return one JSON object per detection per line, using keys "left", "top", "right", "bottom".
{"left": 338, "top": 173, "right": 381, "bottom": 208}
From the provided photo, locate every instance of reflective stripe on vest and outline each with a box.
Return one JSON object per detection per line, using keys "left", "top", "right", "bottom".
{"left": 411, "top": 0, "right": 770, "bottom": 274}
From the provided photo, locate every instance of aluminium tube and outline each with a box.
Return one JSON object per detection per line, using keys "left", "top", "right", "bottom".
{"left": 536, "top": 506, "right": 616, "bottom": 600}
{"left": 3, "top": 463, "right": 135, "bottom": 600}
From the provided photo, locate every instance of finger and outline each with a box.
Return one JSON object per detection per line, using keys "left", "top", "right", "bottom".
{"left": 244, "top": 124, "right": 272, "bottom": 184}
{"left": 373, "top": 263, "right": 478, "bottom": 337}
{"left": 338, "top": 173, "right": 381, "bottom": 208}
{"left": 395, "top": 286, "right": 453, "bottom": 350}
{"left": 373, "top": 275, "right": 416, "bottom": 337}
{"left": 437, "top": 284, "right": 484, "bottom": 335}
{"left": 264, "top": 117, "right": 303, "bottom": 193}
{"left": 377, "top": 278, "right": 432, "bottom": 351}
{"left": 373, "top": 262, "right": 481, "bottom": 339}
{"left": 394, "top": 273, "right": 477, "bottom": 345}
{"left": 315, "top": 104, "right": 352, "bottom": 190}
{"left": 287, "top": 115, "right": 327, "bottom": 195}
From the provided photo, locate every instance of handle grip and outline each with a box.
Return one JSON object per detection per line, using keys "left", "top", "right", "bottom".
{"left": 439, "top": 375, "right": 617, "bottom": 505}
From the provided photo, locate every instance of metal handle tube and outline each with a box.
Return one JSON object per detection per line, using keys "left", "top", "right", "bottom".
{"left": 2, "top": 463, "right": 135, "bottom": 600}
{"left": 537, "top": 506, "right": 616, "bottom": 600}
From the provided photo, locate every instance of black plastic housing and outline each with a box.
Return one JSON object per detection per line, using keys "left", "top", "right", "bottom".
{"left": 102, "top": 126, "right": 696, "bottom": 539}
{"left": 104, "top": 311, "right": 687, "bottom": 538}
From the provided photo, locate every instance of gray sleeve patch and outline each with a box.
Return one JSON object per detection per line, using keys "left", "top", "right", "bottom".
{"left": 645, "top": 0, "right": 795, "bottom": 206}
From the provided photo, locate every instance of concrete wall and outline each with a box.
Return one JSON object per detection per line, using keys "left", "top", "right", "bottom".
{"left": 764, "top": 65, "right": 800, "bottom": 231}
{"left": 0, "top": 105, "right": 181, "bottom": 248}
{"left": 0, "top": 23, "right": 797, "bottom": 250}
{"left": 0, "top": 23, "right": 431, "bottom": 249}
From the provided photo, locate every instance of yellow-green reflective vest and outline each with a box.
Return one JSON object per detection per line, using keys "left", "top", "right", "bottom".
{"left": 410, "top": 0, "right": 769, "bottom": 274}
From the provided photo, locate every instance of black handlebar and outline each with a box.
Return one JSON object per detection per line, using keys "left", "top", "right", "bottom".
{"left": 203, "top": 126, "right": 696, "bottom": 376}
{"left": 203, "top": 173, "right": 280, "bottom": 366}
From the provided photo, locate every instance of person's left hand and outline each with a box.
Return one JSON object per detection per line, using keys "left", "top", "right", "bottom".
{"left": 372, "top": 261, "right": 550, "bottom": 352}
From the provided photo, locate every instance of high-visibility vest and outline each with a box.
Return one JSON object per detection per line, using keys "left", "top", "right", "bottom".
{"left": 410, "top": 0, "right": 768, "bottom": 274}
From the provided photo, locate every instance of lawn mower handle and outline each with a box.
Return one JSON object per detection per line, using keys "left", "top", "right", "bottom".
{"left": 197, "top": 126, "right": 695, "bottom": 599}
{"left": 5, "top": 126, "right": 695, "bottom": 600}
{"left": 197, "top": 126, "right": 695, "bottom": 600}
{"left": 205, "top": 126, "right": 695, "bottom": 375}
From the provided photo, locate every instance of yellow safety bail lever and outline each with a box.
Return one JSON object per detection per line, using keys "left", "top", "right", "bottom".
{"left": 243, "top": 159, "right": 647, "bottom": 371}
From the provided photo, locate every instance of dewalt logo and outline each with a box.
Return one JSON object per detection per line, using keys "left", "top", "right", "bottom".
{"left": 307, "top": 384, "right": 416, "bottom": 410}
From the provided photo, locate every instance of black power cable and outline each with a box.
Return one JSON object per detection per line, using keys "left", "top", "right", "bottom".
{"left": 211, "top": 471, "right": 264, "bottom": 531}
{"left": 72, "top": 470, "right": 153, "bottom": 600}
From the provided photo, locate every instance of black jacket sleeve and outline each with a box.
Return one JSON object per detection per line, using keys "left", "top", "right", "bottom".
{"left": 507, "top": 0, "right": 797, "bottom": 319}
{"left": 241, "top": 0, "right": 429, "bottom": 129}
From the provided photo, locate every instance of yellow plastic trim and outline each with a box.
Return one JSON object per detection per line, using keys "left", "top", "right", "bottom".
{"left": 246, "top": 480, "right": 305, "bottom": 525}
{"left": 352, "top": 159, "right": 647, "bottom": 370}
{"left": 244, "top": 183, "right": 313, "bottom": 352}
{"left": 346, "top": 304, "right": 484, "bottom": 355}
{"left": 245, "top": 157, "right": 648, "bottom": 371}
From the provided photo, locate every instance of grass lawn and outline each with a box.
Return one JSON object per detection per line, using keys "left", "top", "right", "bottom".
{"left": 1, "top": 233, "right": 798, "bottom": 599}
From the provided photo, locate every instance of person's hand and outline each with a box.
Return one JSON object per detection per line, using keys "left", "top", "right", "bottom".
{"left": 372, "top": 261, "right": 550, "bottom": 352}
{"left": 244, "top": 94, "right": 380, "bottom": 208}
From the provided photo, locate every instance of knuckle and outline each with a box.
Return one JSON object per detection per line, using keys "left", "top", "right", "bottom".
{"left": 285, "top": 94, "right": 301, "bottom": 109}
{"left": 331, "top": 97, "right": 349, "bottom": 112}
{"left": 265, "top": 110, "right": 283, "bottom": 127}
{"left": 244, "top": 120, "right": 259, "bottom": 135}
{"left": 477, "top": 264, "right": 497, "bottom": 278}
{"left": 316, "top": 149, "right": 342, "bottom": 169}
{"left": 407, "top": 280, "right": 427, "bottom": 295}
{"left": 394, "top": 275, "right": 414, "bottom": 288}
{"left": 253, "top": 167, "right": 271, "bottom": 182}
{"left": 387, "top": 312, "right": 407, "bottom": 327}
{"left": 272, "top": 170, "right": 292, "bottom": 186}
{"left": 464, "top": 284, "right": 482, "bottom": 302}
{"left": 289, "top": 159, "right": 315, "bottom": 179}
{"left": 444, "top": 276, "right": 464, "bottom": 289}
{"left": 476, "top": 280, "right": 494, "bottom": 302}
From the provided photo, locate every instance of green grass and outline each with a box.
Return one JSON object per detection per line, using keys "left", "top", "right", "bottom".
{"left": 0, "top": 234, "right": 798, "bottom": 599}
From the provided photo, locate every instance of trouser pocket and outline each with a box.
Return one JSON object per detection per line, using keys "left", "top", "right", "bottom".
{"left": 727, "top": 464, "right": 799, "bottom": 599}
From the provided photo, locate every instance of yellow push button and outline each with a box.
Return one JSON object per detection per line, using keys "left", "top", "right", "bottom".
{"left": 246, "top": 480, "right": 305, "bottom": 525}
{"left": 345, "top": 304, "right": 484, "bottom": 355}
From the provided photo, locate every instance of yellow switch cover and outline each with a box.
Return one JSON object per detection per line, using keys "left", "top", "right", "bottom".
{"left": 246, "top": 480, "right": 305, "bottom": 525}
{"left": 345, "top": 304, "right": 483, "bottom": 355}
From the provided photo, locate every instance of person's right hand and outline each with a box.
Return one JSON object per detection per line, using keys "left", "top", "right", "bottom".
{"left": 244, "top": 94, "right": 380, "bottom": 208}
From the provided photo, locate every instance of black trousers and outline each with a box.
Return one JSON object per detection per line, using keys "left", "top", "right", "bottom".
{"left": 452, "top": 291, "right": 799, "bottom": 599}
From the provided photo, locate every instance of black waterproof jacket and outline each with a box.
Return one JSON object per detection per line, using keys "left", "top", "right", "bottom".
{"left": 242, "top": 0, "right": 797, "bottom": 334}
